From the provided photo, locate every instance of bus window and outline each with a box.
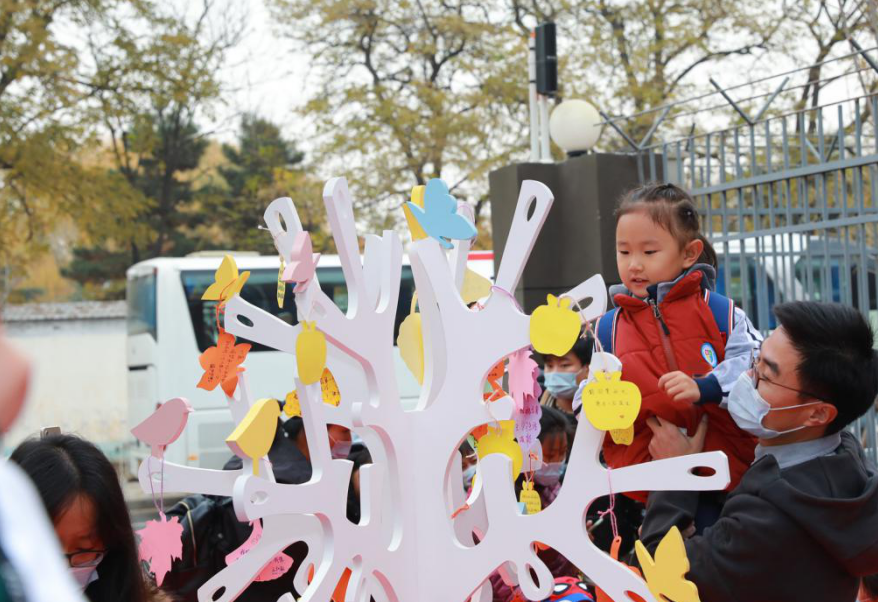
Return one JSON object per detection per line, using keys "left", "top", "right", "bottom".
{"left": 127, "top": 271, "right": 157, "bottom": 340}
{"left": 183, "top": 265, "right": 416, "bottom": 352}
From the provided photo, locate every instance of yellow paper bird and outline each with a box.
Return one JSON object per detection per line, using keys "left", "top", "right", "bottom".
{"left": 226, "top": 398, "right": 280, "bottom": 476}
{"left": 634, "top": 526, "right": 701, "bottom": 602}
{"left": 202, "top": 255, "right": 250, "bottom": 304}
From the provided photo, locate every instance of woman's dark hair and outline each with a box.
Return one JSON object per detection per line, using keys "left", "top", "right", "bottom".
{"left": 539, "top": 405, "right": 570, "bottom": 440}
{"left": 615, "top": 182, "right": 717, "bottom": 268}
{"left": 773, "top": 301, "right": 878, "bottom": 435}
{"left": 10, "top": 435, "right": 149, "bottom": 602}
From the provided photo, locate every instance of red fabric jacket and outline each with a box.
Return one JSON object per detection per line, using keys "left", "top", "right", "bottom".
{"left": 602, "top": 271, "right": 755, "bottom": 502}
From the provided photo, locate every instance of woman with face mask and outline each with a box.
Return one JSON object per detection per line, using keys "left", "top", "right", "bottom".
{"left": 539, "top": 330, "right": 593, "bottom": 415}
{"left": 10, "top": 434, "right": 168, "bottom": 602}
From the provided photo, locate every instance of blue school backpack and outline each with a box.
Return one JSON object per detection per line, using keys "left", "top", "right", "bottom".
{"left": 595, "top": 290, "right": 735, "bottom": 356}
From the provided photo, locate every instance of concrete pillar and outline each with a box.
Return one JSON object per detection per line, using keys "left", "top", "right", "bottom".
{"left": 489, "top": 153, "right": 651, "bottom": 313}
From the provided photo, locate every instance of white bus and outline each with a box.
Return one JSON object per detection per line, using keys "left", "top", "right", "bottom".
{"left": 125, "top": 252, "right": 495, "bottom": 472}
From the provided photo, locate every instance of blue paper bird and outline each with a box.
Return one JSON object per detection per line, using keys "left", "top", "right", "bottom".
{"left": 406, "top": 178, "right": 477, "bottom": 249}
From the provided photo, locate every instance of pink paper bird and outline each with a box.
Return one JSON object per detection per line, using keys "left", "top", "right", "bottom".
{"left": 131, "top": 397, "right": 193, "bottom": 459}
{"left": 282, "top": 231, "right": 321, "bottom": 291}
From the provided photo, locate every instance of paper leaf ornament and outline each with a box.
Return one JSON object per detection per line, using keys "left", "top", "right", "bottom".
{"left": 610, "top": 424, "right": 635, "bottom": 445}
{"left": 519, "top": 481, "right": 542, "bottom": 515}
{"left": 285, "top": 368, "right": 341, "bottom": 414}
{"left": 226, "top": 398, "right": 280, "bottom": 476}
{"left": 131, "top": 397, "right": 193, "bottom": 459}
{"left": 476, "top": 420, "right": 522, "bottom": 480}
{"left": 508, "top": 348, "right": 540, "bottom": 411}
{"left": 277, "top": 261, "right": 286, "bottom": 308}
{"left": 403, "top": 185, "right": 428, "bottom": 242}
{"left": 514, "top": 395, "right": 542, "bottom": 456}
{"left": 282, "top": 231, "right": 321, "bottom": 292}
{"left": 530, "top": 294, "right": 581, "bottom": 356}
{"left": 296, "top": 321, "right": 327, "bottom": 385}
{"left": 197, "top": 332, "right": 251, "bottom": 392}
{"left": 202, "top": 255, "right": 250, "bottom": 304}
{"left": 581, "top": 371, "right": 642, "bottom": 431}
{"left": 486, "top": 359, "right": 505, "bottom": 391}
{"left": 634, "top": 526, "right": 701, "bottom": 602}
{"left": 595, "top": 537, "right": 643, "bottom": 602}
{"left": 405, "top": 178, "right": 477, "bottom": 249}
{"left": 461, "top": 268, "right": 493, "bottom": 305}
{"left": 397, "top": 297, "right": 424, "bottom": 384}
{"left": 284, "top": 390, "right": 301, "bottom": 417}
{"left": 137, "top": 514, "right": 183, "bottom": 587}
{"left": 226, "top": 520, "right": 294, "bottom": 582}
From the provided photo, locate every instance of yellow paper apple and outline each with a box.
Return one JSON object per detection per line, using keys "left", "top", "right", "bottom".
{"left": 477, "top": 420, "right": 523, "bottom": 480}
{"left": 296, "top": 321, "right": 326, "bottom": 385}
{"left": 582, "top": 371, "right": 642, "bottom": 431}
{"left": 529, "top": 294, "right": 581, "bottom": 356}
{"left": 397, "top": 297, "right": 424, "bottom": 384}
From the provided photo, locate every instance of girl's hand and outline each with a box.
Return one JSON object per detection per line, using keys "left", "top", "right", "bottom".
{"left": 658, "top": 371, "right": 700, "bottom": 404}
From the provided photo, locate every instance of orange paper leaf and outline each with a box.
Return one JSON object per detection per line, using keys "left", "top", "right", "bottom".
{"left": 197, "top": 332, "right": 251, "bottom": 391}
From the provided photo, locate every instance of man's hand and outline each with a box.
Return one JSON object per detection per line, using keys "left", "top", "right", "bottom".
{"left": 646, "top": 415, "right": 709, "bottom": 460}
{"left": 658, "top": 371, "right": 701, "bottom": 404}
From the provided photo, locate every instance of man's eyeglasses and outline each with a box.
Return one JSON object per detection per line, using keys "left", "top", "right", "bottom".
{"left": 65, "top": 550, "right": 105, "bottom": 568}
{"left": 749, "top": 352, "right": 824, "bottom": 401}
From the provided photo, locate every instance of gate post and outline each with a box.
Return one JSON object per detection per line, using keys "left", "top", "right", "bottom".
{"left": 488, "top": 153, "right": 653, "bottom": 313}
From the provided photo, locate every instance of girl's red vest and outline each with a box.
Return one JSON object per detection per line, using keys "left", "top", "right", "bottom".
{"left": 600, "top": 271, "right": 756, "bottom": 502}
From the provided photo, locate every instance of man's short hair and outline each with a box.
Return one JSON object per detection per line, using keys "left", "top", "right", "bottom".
{"left": 540, "top": 329, "right": 594, "bottom": 366}
{"left": 774, "top": 301, "right": 878, "bottom": 434}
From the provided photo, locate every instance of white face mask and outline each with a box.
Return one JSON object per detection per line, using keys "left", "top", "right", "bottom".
{"left": 462, "top": 465, "right": 477, "bottom": 490}
{"left": 70, "top": 564, "right": 99, "bottom": 590}
{"left": 534, "top": 461, "right": 565, "bottom": 487}
{"left": 728, "top": 373, "right": 822, "bottom": 439}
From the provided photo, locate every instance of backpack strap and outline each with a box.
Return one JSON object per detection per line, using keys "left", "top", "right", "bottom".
{"left": 703, "top": 290, "right": 735, "bottom": 340}
{"left": 595, "top": 307, "right": 620, "bottom": 355}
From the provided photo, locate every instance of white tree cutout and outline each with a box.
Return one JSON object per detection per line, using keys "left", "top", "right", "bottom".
{"left": 138, "top": 177, "right": 730, "bottom": 602}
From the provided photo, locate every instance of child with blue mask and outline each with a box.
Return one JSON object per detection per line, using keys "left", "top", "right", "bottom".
{"left": 540, "top": 329, "right": 594, "bottom": 415}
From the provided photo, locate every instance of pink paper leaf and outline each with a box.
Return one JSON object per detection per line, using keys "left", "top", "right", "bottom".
{"left": 508, "top": 348, "right": 539, "bottom": 411}
{"left": 137, "top": 514, "right": 183, "bottom": 587}
{"left": 226, "top": 520, "right": 294, "bottom": 582}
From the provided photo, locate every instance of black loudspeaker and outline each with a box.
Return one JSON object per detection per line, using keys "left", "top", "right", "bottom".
{"left": 535, "top": 22, "right": 557, "bottom": 96}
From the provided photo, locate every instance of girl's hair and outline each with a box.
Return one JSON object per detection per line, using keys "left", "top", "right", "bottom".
{"left": 539, "top": 405, "right": 570, "bottom": 440}
{"left": 10, "top": 435, "right": 150, "bottom": 602}
{"left": 615, "top": 182, "right": 717, "bottom": 268}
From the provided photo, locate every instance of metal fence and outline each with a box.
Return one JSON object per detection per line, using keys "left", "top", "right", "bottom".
{"left": 620, "top": 84, "right": 878, "bottom": 463}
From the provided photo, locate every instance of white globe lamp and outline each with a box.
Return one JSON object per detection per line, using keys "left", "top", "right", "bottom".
{"left": 549, "top": 99, "right": 603, "bottom": 156}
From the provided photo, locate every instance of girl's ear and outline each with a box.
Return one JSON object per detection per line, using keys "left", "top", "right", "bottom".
{"left": 682, "top": 238, "right": 704, "bottom": 268}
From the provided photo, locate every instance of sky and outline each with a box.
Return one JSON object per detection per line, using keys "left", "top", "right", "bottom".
{"left": 201, "top": 0, "right": 314, "bottom": 143}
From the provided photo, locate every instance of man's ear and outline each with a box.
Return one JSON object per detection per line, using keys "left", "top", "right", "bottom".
{"left": 682, "top": 238, "right": 704, "bottom": 269}
{"left": 805, "top": 402, "right": 838, "bottom": 428}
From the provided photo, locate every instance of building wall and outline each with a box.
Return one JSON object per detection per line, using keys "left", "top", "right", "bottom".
{"left": 4, "top": 318, "right": 127, "bottom": 457}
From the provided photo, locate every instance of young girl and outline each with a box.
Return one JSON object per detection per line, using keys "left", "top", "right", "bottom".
{"left": 594, "top": 182, "right": 761, "bottom": 508}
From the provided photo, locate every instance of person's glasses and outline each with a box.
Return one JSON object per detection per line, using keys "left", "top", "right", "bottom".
{"left": 749, "top": 352, "right": 824, "bottom": 400}
{"left": 65, "top": 550, "right": 105, "bottom": 568}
